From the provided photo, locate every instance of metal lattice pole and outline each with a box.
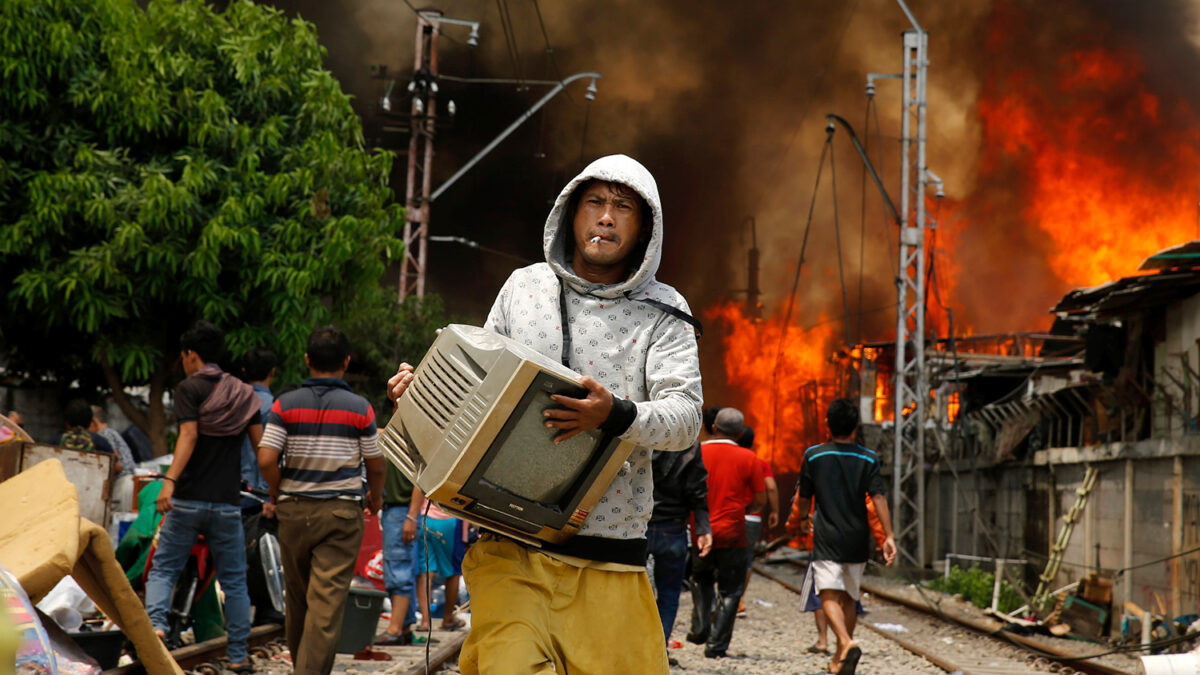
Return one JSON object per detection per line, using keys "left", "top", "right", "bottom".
{"left": 892, "top": 27, "right": 930, "bottom": 568}
{"left": 399, "top": 11, "right": 441, "bottom": 301}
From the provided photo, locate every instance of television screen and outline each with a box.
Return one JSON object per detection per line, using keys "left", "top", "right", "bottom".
{"left": 478, "top": 394, "right": 605, "bottom": 507}
{"left": 467, "top": 370, "right": 611, "bottom": 512}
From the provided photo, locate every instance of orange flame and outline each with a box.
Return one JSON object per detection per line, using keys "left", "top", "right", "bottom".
{"left": 975, "top": 44, "right": 1200, "bottom": 289}
{"left": 705, "top": 302, "right": 838, "bottom": 473}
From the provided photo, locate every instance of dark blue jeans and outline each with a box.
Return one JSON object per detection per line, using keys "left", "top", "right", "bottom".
{"left": 145, "top": 499, "right": 250, "bottom": 663}
{"left": 646, "top": 521, "right": 689, "bottom": 642}
{"left": 381, "top": 505, "right": 418, "bottom": 628}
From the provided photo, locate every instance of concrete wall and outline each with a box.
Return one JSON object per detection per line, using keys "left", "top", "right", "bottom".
{"left": 927, "top": 438, "right": 1200, "bottom": 621}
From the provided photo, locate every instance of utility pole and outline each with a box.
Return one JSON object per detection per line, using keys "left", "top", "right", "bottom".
{"left": 747, "top": 217, "right": 762, "bottom": 319}
{"left": 394, "top": 10, "right": 598, "bottom": 302}
{"left": 891, "top": 10, "right": 932, "bottom": 568}
{"left": 399, "top": 10, "right": 441, "bottom": 301}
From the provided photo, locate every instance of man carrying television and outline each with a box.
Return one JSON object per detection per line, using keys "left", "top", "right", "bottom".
{"left": 258, "top": 326, "right": 386, "bottom": 675}
{"left": 794, "top": 398, "right": 896, "bottom": 675}
{"left": 389, "top": 154, "right": 703, "bottom": 674}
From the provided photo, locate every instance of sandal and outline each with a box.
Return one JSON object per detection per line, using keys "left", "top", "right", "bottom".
{"left": 440, "top": 618, "right": 467, "bottom": 631}
{"left": 374, "top": 632, "right": 413, "bottom": 646}
{"left": 835, "top": 645, "right": 862, "bottom": 675}
{"left": 806, "top": 643, "right": 830, "bottom": 655}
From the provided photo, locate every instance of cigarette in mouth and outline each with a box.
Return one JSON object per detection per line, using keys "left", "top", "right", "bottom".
{"left": 590, "top": 236, "right": 601, "bottom": 243}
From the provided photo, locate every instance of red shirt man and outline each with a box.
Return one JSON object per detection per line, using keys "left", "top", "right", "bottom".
{"left": 702, "top": 438, "right": 766, "bottom": 548}
{"left": 687, "top": 407, "right": 766, "bottom": 658}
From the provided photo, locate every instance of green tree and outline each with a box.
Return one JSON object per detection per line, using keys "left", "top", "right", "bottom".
{"left": 343, "top": 293, "right": 458, "bottom": 416}
{"left": 0, "top": 0, "right": 404, "bottom": 454}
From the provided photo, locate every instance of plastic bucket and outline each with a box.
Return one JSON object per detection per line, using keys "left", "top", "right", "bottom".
{"left": 69, "top": 630, "right": 125, "bottom": 670}
{"left": 336, "top": 587, "right": 387, "bottom": 654}
{"left": 1141, "top": 653, "right": 1200, "bottom": 675}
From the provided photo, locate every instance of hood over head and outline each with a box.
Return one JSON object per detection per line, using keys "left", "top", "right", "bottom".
{"left": 544, "top": 154, "right": 664, "bottom": 299}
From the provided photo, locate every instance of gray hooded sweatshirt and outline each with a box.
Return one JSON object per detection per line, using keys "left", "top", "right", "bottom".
{"left": 486, "top": 155, "right": 704, "bottom": 555}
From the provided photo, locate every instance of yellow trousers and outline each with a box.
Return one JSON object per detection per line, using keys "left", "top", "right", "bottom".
{"left": 459, "top": 537, "right": 669, "bottom": 675}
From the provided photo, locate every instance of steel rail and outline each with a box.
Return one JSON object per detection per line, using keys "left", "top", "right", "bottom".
{"left": 753, "top": 564, "right": 969, "bottom": 672}
{"left": 102, "top": 624, "right": 283, "bottom": 675}
{"left": 756, "top": 562, "right": 1131, "bottom": 675}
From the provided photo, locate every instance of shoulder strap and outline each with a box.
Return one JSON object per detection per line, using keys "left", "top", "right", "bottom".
{"left": 558, "top": 281, "right": 573, "bottom": 368}
{"left": 626, "top": 292, "right": 704, "bottom": 338}
{"left": 558, "top": 279, "right": 705, "bottom": 368}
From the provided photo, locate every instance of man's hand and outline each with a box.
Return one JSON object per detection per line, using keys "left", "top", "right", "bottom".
{"left": 156, "top": 480, "right": 175, "bottom": 514}
{"left": 882, "top": 536, "right": 897, "bottom": 566}
{"left": 544, "top": 377, "right": 614, "bottom": 444}
{"left": 697, "top": 533, "right": 713, "bottom": 558}
{"left": 262, "top": 501, "right": 276, "bottom": 519}
{"left": 402, "top": 516, "right": 418, "bottom": 544}
{"left": 367, "top": 490, "right": 384, "bottom": 516}
{"left": 767, "top": 511, "right": 779, "bottom": 529}
{"left": 387, "top": 363, "right": 415, "bottom": 407}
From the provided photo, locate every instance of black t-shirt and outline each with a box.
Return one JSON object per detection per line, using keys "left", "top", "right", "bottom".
{"left": 173, "top": 373, "right": 261, "bottom": 505}
{"left": 797, "top": 441, "right": 887, "bottom": 563}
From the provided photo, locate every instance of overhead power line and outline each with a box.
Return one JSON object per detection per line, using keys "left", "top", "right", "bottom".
{"left": 495, "top": 0, "right": 525, "bottom": 87}
{"left": 530, "top": 0, "right": 576, "bottom": 105}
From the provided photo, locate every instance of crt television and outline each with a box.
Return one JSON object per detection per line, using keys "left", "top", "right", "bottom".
{"left": 380, "top": 324, "right": 636, "bottom": 546}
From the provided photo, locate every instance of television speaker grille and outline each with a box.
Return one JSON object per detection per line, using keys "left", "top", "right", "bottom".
{"left": 409, "top": 346, "right": 484, "bottom": 431}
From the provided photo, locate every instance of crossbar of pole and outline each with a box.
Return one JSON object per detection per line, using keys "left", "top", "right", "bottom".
{"left": 439, "top": 74, "right": 568, "bottom": 86}
{"left": 430, "top": 72, "right": 601, "bottom": 202}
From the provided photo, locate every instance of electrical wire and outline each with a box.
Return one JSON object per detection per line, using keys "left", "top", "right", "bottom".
{"left": 870, "top": 94, "right": 898, "bottom": 279}
{"left": 529, "top": 0, "right": 576, "bottom": 106}
{"left": 830, "top": 127, "right": 852, "bottom": 346}
{"left": 768, "top": 132, "right": 832, "bottom": 466}
{"left": 494, "top": 0, "right": 525, "bottom": 88}
{"left": 857, "top": 97, "right": 870, "bottom": 344}
{"left": 576, "top": 101, "right": 592, "bottom": 169}
{"left": 765, "top": 0, "right": 863, "bottom": 183}
{"left": 422, "top": 500, "right": 432, "bottom": 671}
{"left": 400, "top": 0, "right": 462, "bottom": 45}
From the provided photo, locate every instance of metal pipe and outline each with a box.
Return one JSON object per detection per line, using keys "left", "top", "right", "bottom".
{"left": 431, "top": 72, "right": 602, "bottom": 202}
{"left": 894, "top": 0, "right": 924, "bottom": 32}
{"left": 825, "top": 114, "right": 901, "bottom": 225}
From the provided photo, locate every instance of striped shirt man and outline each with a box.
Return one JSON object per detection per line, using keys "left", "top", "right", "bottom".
{"left": 261, "top": 378, "right": 380, "bottom": 499}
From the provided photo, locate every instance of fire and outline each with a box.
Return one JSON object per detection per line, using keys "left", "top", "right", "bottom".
{"left": 946, "top": 391, "right": 961, "bottom": 423}
{"left": 705, "top": 302, "right": 838, "bottom": 473}
{"left": 874, "top": 369, "right": 888, "bottom": 423}
{"left": 975, "top": 41, "right": 1200, "bottom": 289}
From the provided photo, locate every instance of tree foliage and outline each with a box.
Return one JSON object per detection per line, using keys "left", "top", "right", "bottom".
{"left": 0, "top": 0, "right": 405, "bottom": 452}
{"left": 343, "top": 292, "right": 457, "bottom": 416}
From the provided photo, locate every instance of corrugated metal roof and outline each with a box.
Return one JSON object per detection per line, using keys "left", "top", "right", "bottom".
{"left": 1051, "top": 268, "right": 1200, "bottom": 318}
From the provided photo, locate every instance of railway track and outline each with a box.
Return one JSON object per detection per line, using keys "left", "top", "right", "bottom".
{"left": 102, "top": 624, "right": 285, "bottom": 675}
{"left": 756, "top": 559, "right": 1138, "bottom": 675}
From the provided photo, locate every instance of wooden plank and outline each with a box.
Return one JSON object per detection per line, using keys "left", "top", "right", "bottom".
{"left": 1123, "top": 459, "right": 1133, "bottom": 611}
{"left": 1173, "top": 456, "right": 1182, "bottom": 618}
